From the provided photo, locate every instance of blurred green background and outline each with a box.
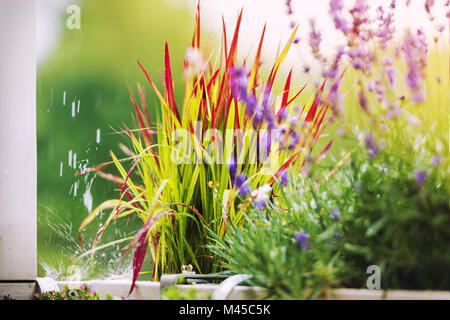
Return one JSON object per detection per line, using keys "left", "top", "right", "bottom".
{"left": 37, "top": 0, "right": 194, "bottom": 279}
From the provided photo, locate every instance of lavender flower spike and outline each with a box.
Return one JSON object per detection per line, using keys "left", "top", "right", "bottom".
{"left": 414, "top": 170, "right": 427, "bottom": 186}
{"left": 294, "top": 231, "right": 309, "bottom": 250}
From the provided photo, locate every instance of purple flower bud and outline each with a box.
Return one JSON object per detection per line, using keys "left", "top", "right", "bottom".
{"left": 331, "top": 208, "right": 340, "bottom": 221}
{"left": 229, "top": 66, "right": 248, "bottom": 101}
{"left": 365, "top": 134, "right": 379, "bottom": 159}
{"left": 414, "top": 170, "right": 427, "bottom": 186}
{"left": 431, "top": 156, "right": 441, "bottom": 166}
{"left": 278, "top": 170, "right": 289, "bottom": 187}
{"left": 294, "top": 231, "right": 309, "bottom": 250}
{"left": 235, "top": 174, "right": 251, "bottom": 197}
{"left": 245, "top": 94, "right": 258, "bottom": 116}
{"left": 227, "top": 157, "right": 237, "bottom": 181}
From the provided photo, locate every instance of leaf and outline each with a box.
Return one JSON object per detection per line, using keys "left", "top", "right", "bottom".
{"left": 164, "top": 42, "right": 181, "bottom": 122}
{"left": 129, "top": 210, "right": 175, "bottom": 294}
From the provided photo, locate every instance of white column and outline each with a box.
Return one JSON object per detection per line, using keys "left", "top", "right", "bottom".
{"left": 0, "top": 0, "right": 37, "bottom": 289}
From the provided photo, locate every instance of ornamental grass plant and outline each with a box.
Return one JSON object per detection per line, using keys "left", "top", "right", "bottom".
{"left": 77, "top": 5, "right": 335, "bottom": 292}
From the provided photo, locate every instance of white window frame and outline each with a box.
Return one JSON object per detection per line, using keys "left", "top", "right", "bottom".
{"left": 0, "top": 0, "right": 37, "bottom": 299}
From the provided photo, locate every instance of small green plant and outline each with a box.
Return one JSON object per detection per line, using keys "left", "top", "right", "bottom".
{"left": 34, "top": 284, "right": 101, "bottom": 300}
{"left": 161, "top": 286, "right": 212, "bottom": 300}
{"left": 1, "top": 294, "right": 15, "bottom": 301}
{"left": 208, "top": 173, "right": 345, "bottom": 300}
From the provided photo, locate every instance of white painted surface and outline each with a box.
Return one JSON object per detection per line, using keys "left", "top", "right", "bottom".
{"left": 57, "top": 280, "right": 450, "bottom": 300}
{"left": 0, "top": 0, "right": 37, "bottom": 280}
{"left": 0, "top": 282, "right": 37, "bottom": 300}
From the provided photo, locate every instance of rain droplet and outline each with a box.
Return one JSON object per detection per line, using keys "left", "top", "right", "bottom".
{"left": 60, "top": 162, "right": 63, "bottom": 177}
{"left": 68, "top": 150, "right": 73, "bottom": 167}
{"left": 71, "top": 102, "right": 76, "bottom": 117}
{"left": 73, "top": 153, "right": 77, "bottom": 169}
{"left": 63, "top": 91, "right": 66, "bottom": 106}
{"left": 96, "top": 129, "right": 101, "bottom": 144}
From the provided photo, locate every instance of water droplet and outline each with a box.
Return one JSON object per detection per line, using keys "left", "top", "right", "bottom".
{"left": 59, "top": 162, "right": 63, "bottom": 177}
{"left": 73, "top": 153, "right": 77, "bottom": 169}
{"left": 63, "top": 91, "right": 66, "bottom": 106}
{"left": 68, "top": 150, "right": 73, "bottom": 167}
{"left": 96, "top": 129, "right": 101, "bottom": 144}
{"left": 71, "top": 102, "right": 76, "bottom": 117}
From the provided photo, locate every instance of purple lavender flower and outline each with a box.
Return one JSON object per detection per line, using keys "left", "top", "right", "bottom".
{"left": 227, "top": 156, "right": 237, "bottom": 182}
{"left": 294, "top": 231, "right": 309, "bottom": 250}
{"left": 288, "top": 132, "right": 300, "bottom": 150}
{"left": 425, "top": 0, "right": 435, "bottom": 15}
{"left": 365, "top": 134, "right": 379, "bottom": 159}
{"left": 401, "top": 30, "right": 428, "bottom": 104}
{"left": 431, "top": 156, "right": 441, "bottom": 166}
{"left": 235, "top": 174, "right": 251, "bottom": 197}
{"left": 376, "top": 6, "right": 395, "bottom": 49}
{"left": 286, "top": 0, "right": 293, "bottom": 15}
{"left": 347, "top": 47, "right": 375, "bottom": 74}
{"left": 278, "top": 170, "right": 289, "bottom": 187}
{"left": 229, "top": 67, "right": 248, "bottom": 101}
{"left": 252, "top": 184, "right": 271, "bottom": 210}
{"left": 323, "top": 46, "right": 345, "bottom": 79}
{"left": 358, "top": 90, "right": 369, "bottom": 113}
{"left": 245, "top": 93, "right": 258, "bottom": 116}
{"left": 349, "top": 0, "right": 370, "bottom": 34}
{"left": 384, "top": 66, "right": 396, "bottom": 89}
{"left": 331, "top": 208, "right": 341, "bottom": 221}
{"left": 309, "top": 19, "right": 323, "bottom": 61}
{"left": 330, "top": 0, "right": 350, "bottom": 34}
{"left": 414, "top": 170, "right": 427, "bottom": 186}
{"left": 328, "top": 80, "right": 344, "bottom": 115}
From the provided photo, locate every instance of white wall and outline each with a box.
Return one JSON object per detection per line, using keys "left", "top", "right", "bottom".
{"left": 0, "top": 0, "right": 37, "bottom": 281}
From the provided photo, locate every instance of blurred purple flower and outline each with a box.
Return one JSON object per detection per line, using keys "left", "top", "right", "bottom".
{"left": 227, "top": 156, "right": 237, "bottom": 182}
{"left": 358, "top": 90, "right": 369, "bottom": 113}
{"left": 402, "top": 30, "right": 428, "bottom": 104}
{"left": 294, "top": 231, "right": 309, "bottom": 250}
{"left": 309, "top": 19, "right": 323, "bottom": 61}
{"left": 414, "top": 170, "right": 427, "bottom": 186}
{"left": 235, "top": 174, "right": 251, "bottom": 197}
{"left": 323, "top": 46, "right": 345, "bottom": 79}
{"left": 365, "top": 134, "right": 379, "bottom": 159}
{"left": 252, "top": 184, "right": 271, "bottom": 210}
{"left": 330, "top": 0, "right": 350, "bottom": 34}
{"left": 350, "top": 0, "right": 370, "bottom": 34}
{"left": 245, "top": 93, "right": 258, "bottom": 116}
{"left": 229, "top": 67, "right": 248, "bottom": 101}
{"left": 376, "top": 6, "right": 395, "bottom": 49}
{"left": 331, "top": 208, "right": 341, "bottom": 221}
{"left": 431, "top": 156, "right": 441, "bottom": 166}
{"left": 278, "top": 170, "right": 289, "bottom": 187}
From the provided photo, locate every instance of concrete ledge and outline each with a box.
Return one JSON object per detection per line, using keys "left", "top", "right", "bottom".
{"left": 57, "top": 280, "right": 450, "bottom": 300}
{"left": 0, "top": 282, "right": 38, "bottom": 300}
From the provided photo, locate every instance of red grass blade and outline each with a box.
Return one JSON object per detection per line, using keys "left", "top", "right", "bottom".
{"left": 129, "top": 224, "right": 150, "bottom": 295}
{"left": 226, "top": 9, "right": 243, "bottom": 68}
{"left": 305, "top": 80, "right": 326, "bottom": 122}
{"left": 164, "top": 42, "right": 181, "bottom": 122}
{"left": 281, "top": 69, "right": 292, "bottom": 109}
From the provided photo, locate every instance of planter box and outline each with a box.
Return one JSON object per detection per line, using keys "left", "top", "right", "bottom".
{"left": 56, "top": 280, "right": 450, "bottom": 300}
